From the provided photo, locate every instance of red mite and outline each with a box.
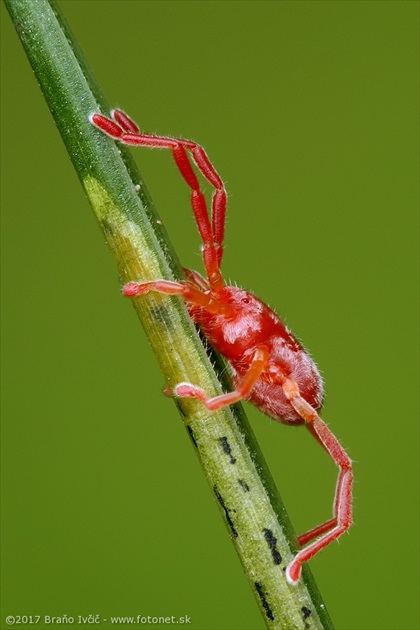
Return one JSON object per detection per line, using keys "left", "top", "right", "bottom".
{"left": 90, "top": 109, "right": 353, "bottom": 585}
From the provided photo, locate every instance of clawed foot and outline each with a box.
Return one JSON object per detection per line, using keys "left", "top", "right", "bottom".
{"left": 285, "top": 559, "right": 302, "bottom": 585}
{"left": 174, "top": 382, "right": 207, "bottom": 401}
{"left": 163, "top": 382, "right": 207, "bottom": 402}
{"left": 123, "top": 282, "right": 146, "bottom": 296}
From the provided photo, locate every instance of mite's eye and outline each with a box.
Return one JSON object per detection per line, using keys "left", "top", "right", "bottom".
{"left": 241, "top": 297, "right": 250, "bottom": 304}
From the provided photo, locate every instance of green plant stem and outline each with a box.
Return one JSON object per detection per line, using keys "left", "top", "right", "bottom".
{"left": 5, "top": 1, "right": 334, "bottom": 627}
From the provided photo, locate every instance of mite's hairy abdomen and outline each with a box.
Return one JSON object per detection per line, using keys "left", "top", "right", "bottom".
{"left": 241, "top": 345, "right": 324, "bottom": 425}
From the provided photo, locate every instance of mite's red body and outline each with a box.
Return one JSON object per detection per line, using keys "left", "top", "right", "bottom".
{"left": 187, "top": 284, "right": 324, "bottom": 424}
{"left": 90, "top": 109, "right": 353, "bottom": 585}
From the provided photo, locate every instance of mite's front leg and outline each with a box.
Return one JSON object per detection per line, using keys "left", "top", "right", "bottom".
{"left": 124, "top": 280, "right": 234, "bottom": 317}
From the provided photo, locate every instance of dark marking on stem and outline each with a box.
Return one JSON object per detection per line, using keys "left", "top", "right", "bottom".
{"left": 254, "top": 581, "right": 274, "bottom": 621}
{"left": 186, "top": 424, "right": 198, "bottom": 448}
{"left": 301, "top": 606, "right": 312, "bottom": 629}
{"left": 238, "top": 479, "right": 250, "bottom": 492}
{"left": 263, "top": 528, "right": 282, "bottom": 565}
{"left": 150, "top": 304, "right": 173, "bottom": 327}
{"left": 302, "top": 606, "right": 312, "bottom": 619}
{"left": 213, "top": 486, "right": 238, "bottom": 538}
{"left": 219, "top": 436, "right": 236, "bottom": 464}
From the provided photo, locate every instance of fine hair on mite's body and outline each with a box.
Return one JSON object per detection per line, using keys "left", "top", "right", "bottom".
{"left": 90, "top": 108, "right": 353, "bottom": 585}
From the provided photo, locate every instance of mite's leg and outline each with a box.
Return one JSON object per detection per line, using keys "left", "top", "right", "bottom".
{"left": 90, "top": 111, "right": 227, "bottom": 290}
{"left": 281, "top": 377, "right": 353, "bottom": 585}
{"left": 123, "top": 280, "right": 234, "bottom": 317}
{"left": 111, "top": 109, "right": 227, "bottom": 271}
{"left": 110, "top": 109, "right": 141, "bottom": 133}
{"left": 174, "top": 346, "right": 270, "bottom": 410}
{"left": 182, "top": 268, "right": 210, "bottom": 292}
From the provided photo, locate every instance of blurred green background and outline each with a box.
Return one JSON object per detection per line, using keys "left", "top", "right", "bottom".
{"left": 1, "top": 1, "right": 418, "bottom": 629}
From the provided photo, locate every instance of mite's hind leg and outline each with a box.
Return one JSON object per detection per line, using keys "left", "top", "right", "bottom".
{"left": 280, "top": 376, "right": 353, "bottom": 585}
